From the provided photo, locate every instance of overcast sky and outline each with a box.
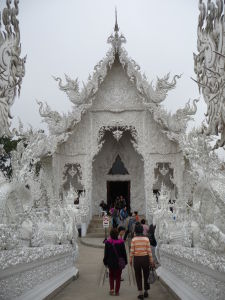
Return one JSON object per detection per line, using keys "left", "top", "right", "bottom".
{"left": 1, "top": 0, "right": 206, "bottom": 130}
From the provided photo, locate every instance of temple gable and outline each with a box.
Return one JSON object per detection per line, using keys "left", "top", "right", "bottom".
{"left": 91, "top": 59, "right": 144, "bottom": 111}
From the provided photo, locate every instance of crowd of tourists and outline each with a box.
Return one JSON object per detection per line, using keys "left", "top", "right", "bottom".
{"left": 101, "top": 195, "right": 158, "bottom": 299}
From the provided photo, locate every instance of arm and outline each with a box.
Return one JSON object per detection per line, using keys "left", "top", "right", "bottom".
{"left": 129, "top": 238, "right": 135, "bottom": 265}
{"left": 146, "top": 239, "right": 154, "bottom": 266}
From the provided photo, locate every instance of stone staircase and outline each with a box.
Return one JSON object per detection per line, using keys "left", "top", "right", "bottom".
{"left": 86, "top": 215, "right": 110, "bottom": 238}
{"left": 85, "top": 214, "right": 147, "bottom": 238}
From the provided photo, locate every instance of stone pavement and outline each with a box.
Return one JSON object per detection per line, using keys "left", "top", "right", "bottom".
{"left": 54, "top": 240, "right": 176, "bottom": 300}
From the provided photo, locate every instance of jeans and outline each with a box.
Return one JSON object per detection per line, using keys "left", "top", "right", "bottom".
{"left": 109, "top": 268, "right": 122, "bottom": 293}
{"left": 133, "top": 256, "right": 150, "bottom": 291}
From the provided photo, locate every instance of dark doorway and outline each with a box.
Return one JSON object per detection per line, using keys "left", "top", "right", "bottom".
{"left": 107, "top": 181, "right": 130, "bottom": 212}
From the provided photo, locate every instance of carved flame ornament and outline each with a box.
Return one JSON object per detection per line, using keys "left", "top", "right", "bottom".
{"left": 112, "top": 123, "right": 123, "bottom": 142}
{"left": 194, "top": 0, "right": 225, "bottom": 149}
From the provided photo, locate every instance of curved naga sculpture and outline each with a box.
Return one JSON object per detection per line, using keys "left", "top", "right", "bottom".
{"left": 194, "top": 0, "right": 225, "bottom": 149}
{"left": 0, "top": 0, "right": 26, "bottom": 137}
{"left": 52, "top": 75, "right": 81, "bottom": 105}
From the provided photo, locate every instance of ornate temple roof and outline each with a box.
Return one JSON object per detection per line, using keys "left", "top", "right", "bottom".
{"left": 51, "top": 10, "right": 181, "bottom": 110}
{"left": 35, "top": 11, "right": 198, "bottom": 156}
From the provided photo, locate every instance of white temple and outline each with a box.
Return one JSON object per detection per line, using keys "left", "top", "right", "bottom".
{"left": 38, "top": 14, "right": 198, "bottom": 220}
{"left": 0, "top": 1, "right": 225, "bottom": 300}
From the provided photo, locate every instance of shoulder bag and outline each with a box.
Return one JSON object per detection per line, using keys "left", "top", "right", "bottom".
{"left": 112, "top": 244, "right": 126, "bottom": 270}
{"left": 149, "top": 267, "right": 158, "bottom": 284}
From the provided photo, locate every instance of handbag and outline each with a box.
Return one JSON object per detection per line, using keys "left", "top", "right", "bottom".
{"left": 112, "top": 244, "right": 126, "bottom": 270}
{"left": 149, "top": 267, "right": 157, "bottom": 284}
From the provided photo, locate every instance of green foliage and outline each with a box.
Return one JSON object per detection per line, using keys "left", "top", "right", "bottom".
{"left": 0, "top": 136, "right": 21, "bottom": 178}
{"left": 0, "top": 136, "right": 19, "bottom": 153}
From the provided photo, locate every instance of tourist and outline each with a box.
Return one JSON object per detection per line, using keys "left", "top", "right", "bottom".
{"left": 141, "top": 219, "right": 149, "bottom": 236}
{"left": 117, "top": 226, "right": 126, "bottom": 281}
{"left": 103, "top": 228, "right": 127, "bottom": 296}
{"left": 130, "top": 223, "right": 154, "bottom": 299}
{"left": 109, "top": 205, "right": 115, "bottom": 227}
{"left": 112, "top": 207, "right": 119, "bottom": 228}
{"left": 118, "top": 226, "right": 126, "bottom": 240}
{"left": 134, "top": 211, "right": 140, "bottom": 222}
{"left": 114, "top": 196, "right": 120, "bottom": 208}
{"left": 120, "top": 206, "right": 128, "bottom": 225}
{"left": 99, "top": 200, "right": 108, "bottom": 215}
{"left": 124, "top": 212, "right": 136, "bottom": 241}
{"left": 118, "top": 195, "right": 126, "bottom": 209}
{"left": 148, "top": 224, "right": 158, "bottom": 264}
{"left": 109, "top": 205, "right": 114, "bottom": 216}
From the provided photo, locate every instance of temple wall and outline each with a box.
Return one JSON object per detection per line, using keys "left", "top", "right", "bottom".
{"left": 144, "top": 110, "right": 179, "bottom": 155}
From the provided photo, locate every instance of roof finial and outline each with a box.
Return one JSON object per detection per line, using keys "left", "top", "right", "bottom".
{"left": 114, "top": 7, "right": 119, "bottom": 33}
{"left": 107, "top": 7, "right": 126, "bottom": 50}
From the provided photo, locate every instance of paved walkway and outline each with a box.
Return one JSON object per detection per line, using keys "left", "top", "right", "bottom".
{"left": 54, "top": 241, "right": 176, "bottom": 300}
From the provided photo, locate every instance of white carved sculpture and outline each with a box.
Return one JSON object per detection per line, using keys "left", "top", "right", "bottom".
{"left": 194, "top": 0, "right": 225, "bottom": 149}
{"left": 0, "top": 0, "right": 26, "bottom": 137}
{"left": 1, "top": 6, "right": 225, "bottom": 299}
{"left": 0, "top": 118, "right": 79, "bottom": 299}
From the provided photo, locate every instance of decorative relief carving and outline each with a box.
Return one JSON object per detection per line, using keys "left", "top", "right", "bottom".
{"left": 160, "top": 245, "right": 225, "bottom": 300}
{"left": 62, "top": 163, "right": 82, "bottom": 191}
{"left": 194, "top": 0, "right": 225, "bottom": 149}
{"left": 0, "top": 0, "right": 26, "bottom": 137}
{"left": 0, "top": 247, "right": 77, "bottom": 300}
{"left": 153, "top": 162, "right": 177, "bottom": 199}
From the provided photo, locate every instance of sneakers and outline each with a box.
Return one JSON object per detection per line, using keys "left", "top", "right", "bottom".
{"left": 109, "top": 290, "right": 114, "bottom": 296}
{"left": 144, "top": 291, "right": 149, "bottom": 298}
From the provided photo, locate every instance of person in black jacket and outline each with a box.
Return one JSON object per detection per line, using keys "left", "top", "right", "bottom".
{"left": 103, "top": 228, "right": 127, "bottom": 296}
{"left": 148, "top": 224, "right": 158, "bottom": 264}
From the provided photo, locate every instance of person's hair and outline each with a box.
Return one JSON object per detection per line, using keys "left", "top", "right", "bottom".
{"left": 129, "top": 212, "right": 132, "bottom": 217}
{"left": 118, "top": 226, "right": 125, "bottom": 233}
{"left": 149, "top": 224, "right": 156, "bottom": 233}
{"left": 134, "top": 223, "right": 143, "bottom": 235}
{"left": 134, "top": 211, "right": 138, "bottom": 215}
{"left": 110, "top": 228, "right": 118, "bottom": 240}
{"left": 141, "top": 219, "right": 145, "bottom": 225}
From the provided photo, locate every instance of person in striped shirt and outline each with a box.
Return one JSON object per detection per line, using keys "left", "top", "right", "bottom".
{"left": 130, "top": 223, "right": 154, "bottom": 299}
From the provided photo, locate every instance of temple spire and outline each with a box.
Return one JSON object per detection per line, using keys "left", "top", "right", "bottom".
{"left": 114, "top": 7, "right": 119, "bottom": 33}
{"left": 107, "top": 8, "right": 126, "bottom": 52}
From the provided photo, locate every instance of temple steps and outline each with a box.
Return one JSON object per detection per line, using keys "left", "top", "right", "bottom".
{"left": 86, "top": 214, "right": 147, "bottom": 238}
{"left": 86, "top": 215, "right": 110, "bottom": 238}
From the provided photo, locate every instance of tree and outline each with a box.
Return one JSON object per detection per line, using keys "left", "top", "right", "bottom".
{"left": 0, "top": 136, "right": 20, "bottom": 178}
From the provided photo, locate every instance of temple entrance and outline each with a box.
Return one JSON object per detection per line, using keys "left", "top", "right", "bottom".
{"left": 107, "top": 181, "right": 130, "bottom": 212}
{"left": 92, "top": 131, "right": 144, "bottom": 215}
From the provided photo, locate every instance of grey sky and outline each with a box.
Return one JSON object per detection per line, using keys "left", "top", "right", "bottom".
{"left": 2, "top": 0, "right": 205, "bottom": 130}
